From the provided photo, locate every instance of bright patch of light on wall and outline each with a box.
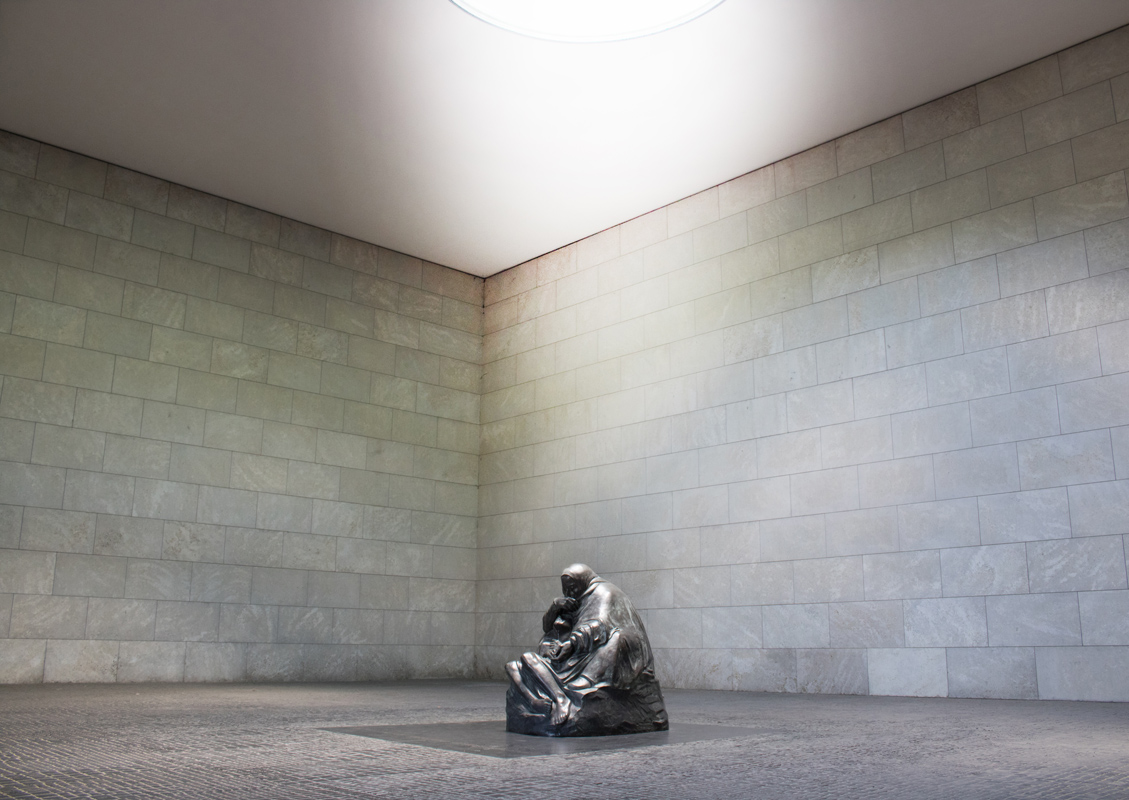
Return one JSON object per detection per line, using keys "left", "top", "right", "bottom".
{"left": 450, "top": 0, "right": 727, "bottom": 43}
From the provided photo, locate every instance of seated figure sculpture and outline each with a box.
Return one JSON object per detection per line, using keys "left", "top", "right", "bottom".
{"left": 505, "top": 564, "right": 668, "bottom": 737}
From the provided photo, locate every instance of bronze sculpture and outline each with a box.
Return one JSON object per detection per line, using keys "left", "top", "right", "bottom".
{"left": 505, "top": 564, "right": 668, "bottom": 736}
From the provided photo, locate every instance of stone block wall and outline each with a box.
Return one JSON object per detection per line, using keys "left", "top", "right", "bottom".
{"left": 476, "top": 25, "right": 1129, "bottom": 701}
{"left": 0, "top": 136, "right": 483, "bottom": 683}
{"left": 2, "top": 22, "right": 1127, "bottom": 700}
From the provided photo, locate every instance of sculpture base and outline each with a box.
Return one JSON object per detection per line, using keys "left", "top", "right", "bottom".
{"left": 505, "top": 673, "right": 668, "bottom": 737}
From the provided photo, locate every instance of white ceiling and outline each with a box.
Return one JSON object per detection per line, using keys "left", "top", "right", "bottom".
{"left": 2, "top": 1, "right": 1127, "bottom": 278}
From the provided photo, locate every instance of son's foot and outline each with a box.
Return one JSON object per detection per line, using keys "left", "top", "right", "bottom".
{"left": 550, "top": 697, "right": 572, "bottom": 727}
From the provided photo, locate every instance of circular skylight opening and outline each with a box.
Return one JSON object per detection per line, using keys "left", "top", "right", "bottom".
{"left": 450, "top": 0, "right": 727, "bottom": 43}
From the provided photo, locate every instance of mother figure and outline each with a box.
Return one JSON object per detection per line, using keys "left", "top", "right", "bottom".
{"left": 505, "top": 564, "right": 668, "bottom": 737}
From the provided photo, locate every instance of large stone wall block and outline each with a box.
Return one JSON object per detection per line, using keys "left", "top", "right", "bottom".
{"left": 125, "top": 559, "right": 192, "bottom": 601}
{"left": 786, "top": 380, "right": 854, "bottom": 433}
{"left": 645, "top": 528, "right": 700, "bottom": 570}
{"left": 839, "top": 116, "right": 907, "bottom": 174}
{"left": 43, "top": 640, "right": 118, "bottom": 683}
{"left": 904, "top": 88, "right": 980, "bottom": 150}
{"left": 1068, "top": 479, "right": 1129, "bottom": 537}
{"left": 1036, "top": 646, "right": 1129, "bottom": 701}
{"left": 1, "top": 377, "right": 75, "bottom": 426}
{"left": 1114, "top": 74, "right": 1129, "bottom": 121}
{"left": 756, "top": 430, "right": 819, "bottom": 478}
{"left": 1017, "top": 429, "right": 1114, "bottom": 490}
{"left": 997, "top": 233, "right": 1087, "bottom": 299}
{"left": 863, "top": 551, "right": 941, "bottom": 600}
{"left": 62, "top": 470, "right": 135, "bottom": 516}
{"left": 1023, "top": 82, "right": 1116, "bottom": 151}
{"left": 940, "top": 544, "right": 1029, "bottom": 597}
{"left": 0, "top": 418, "right": 34, "bottom": 464}
{"left": 731, "top": 561, "right": 793, "bottom": 606}
{"left": 250, "top": 567, "right": 307, "bottom": 606}
{"left": 898, "top": 497, "right": 981, "bottom": 549}
{"left": 219, "top": 603, "right": 279, "bottom": 643}
{"left": 154, "top": 600, "right": 219, "bottom": 642}
{"left": 0, "top": 461, "right": 66, "bottom": 509}
{"left": 976, "top": 55, "right": 1062, "bottom": 123}
{"left": 701, "top": 606, "right": 762, "bottom": 649}
{"left": 884, "top": 311, "right": 963, "bottom": 370}
{"left": 184, "top": 642, "right": 246, "bottom": 681}
{"left": 842, "top": 196, "right": 912, "bottom": 252}
{"left": 277, "top": 606, "right": 334, "bottom": 644}
{"left": 987, "top": 593, "right": 1082, "bottom": 646}
{"left": 10, "top": 594, "right": 87, "bottom": 639}
{"left": 847, "top": 277, "right": 920, "bottom": 334}
{"left": 20, "top": 507, "right": 95, "bottom": 554}
{"left": 1099, "top": 318, "right": 1129, "bottom": 374}
{"left": 810, "top": 247, "right": 878, "bottom": 303}
{"left": 732, "top": 648, "right": 797, "bottom": 693}
{"left": 1034, "top": 172, "right": 1129, "bottom": 240}
{"left": 825, "top": 507, "right": 899, "bottom": 557}
{"left": 1008, "top": 330, "right": 1102, "bottom": 393}
{"left": 925, "top": 349, "right": 1009, "bottom": 406}
{"left": 912, "top": 170, "right": 990, "bottom": 233}
{"left": 0, "top": 639, "right": 46, "bottom": 683}
{"left": 917, "top": 256, "right": 999, "bottom": 317}
{"left": 190, "top": 562, "right": 253, "bottom": 604}
{"left": 1082, "top": 217, "right": 1129, "bottom": 277}
{"left": 790, "top": 466, "right": 859, "bottom": 516}
{"left": 868, "top": 648, "right": 947, "bottom": 697}
{"left": 945, "top": 113, "right": 1027, "bottom": 177}
{"left": 1046, "top": 268, "right": 1129, "bottom": 335}
{"left": 0, "top": 506, "right": 22, "bottom": 549}
{"left": 932, "top": 445, "right": 1019, "bottom": 501}
{"left": 1058, "top": 372, "right": 1129, "bottom": 433}
{"left": 820, "top": 417, "right": 893, "bottom": 470}
{"left": 829, "top": 600, "right": 904, "bottom": 648}
{"left": 103, "top": 434, "right": 171, "bottom": 481}
{"left": 960, "top": 291, "right": 1049, "bottom": 352}
{"left": 796, "top": 648, "right": 868, "bottom": 694}
{"left": 1079, "top": 589, "right": 1129, "bottom": 645}
{"left": 86, "top": 597, "right": 156, "bottom": 641}
{"left": 904, "top": 596, "right": 988, "bottom": 647}
{"left": 947, "top": 647, "right": 1038, "bottom": 699}
{"left": 53, "top": 553, "right": 126, "bottom": 598}
{"left": 853, "top": 364, "right": 928, "bottom": 420}
{"left": 1059, "top": 26, "right": 1129, "bottom": 92}
{"left": 978, "top": 488, "right": 1071, "bottom": 544}
{"left": 698, "top": 521, "right": 758, "bottom": 567}
{"left": 969, "top": 387, "right": 1060, "bottom": 447}
{"left": 987, "top": 142, "right": 1076, "bottom": 208}
{"left": 793, "top": 556, "right": 864, "bottom": 603}
{"left": 162, "top": 521, "right": 225, "bottom": 563}
{"left": 857, "top": 455, "right": 935, "bottom": 508}
{"left": 1026, "top": 536, "right": 1128, "bottom": 593}
{"left": 117, "top": 641, "right": 186, "bottom": 682}
{"left": 759, "top": 516, "right": 825, "bottom": 562}
{"left": 13, "top": 295, "right": 86, "bottom": 346}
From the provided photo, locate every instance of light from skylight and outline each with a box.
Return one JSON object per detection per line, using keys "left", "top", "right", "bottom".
{"left": 449, "top": 0, "right": 727, "bottom": 43}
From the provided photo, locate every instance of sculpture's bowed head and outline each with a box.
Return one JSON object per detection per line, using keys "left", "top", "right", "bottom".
{"left": 561, "top": 563, "right": 597, "bottom": 598}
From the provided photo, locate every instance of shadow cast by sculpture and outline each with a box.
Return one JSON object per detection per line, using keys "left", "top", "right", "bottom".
{"left": 505, "top": 564, "right": 668, "bottom": 737}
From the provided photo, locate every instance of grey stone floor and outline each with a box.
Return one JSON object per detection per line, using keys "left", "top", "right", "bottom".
{"left": 2, "top": 681, "right": 1129, "bottom": 799}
